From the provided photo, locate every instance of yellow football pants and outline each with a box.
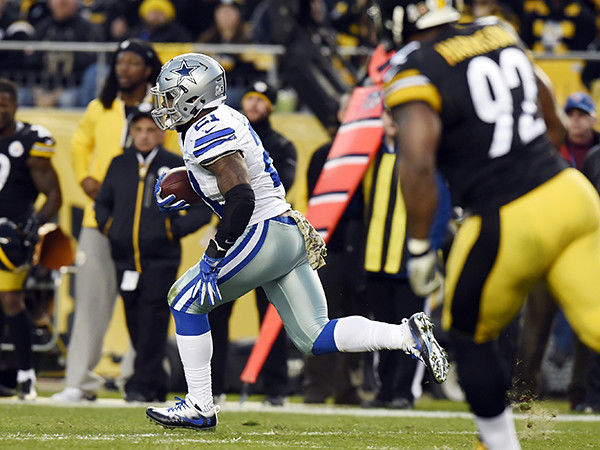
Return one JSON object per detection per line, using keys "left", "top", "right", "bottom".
{"left": 443, "top": 168, "right": 600, "bottom": 352}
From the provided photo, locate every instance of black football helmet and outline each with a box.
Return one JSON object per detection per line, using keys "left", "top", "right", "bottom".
{"left": 0, "top": 218, "right": 30, "bottom": 271}
{"left": 369, "top": 0, "right": 462, "bottom": 48}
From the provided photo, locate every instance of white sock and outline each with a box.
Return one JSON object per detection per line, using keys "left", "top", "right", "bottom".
{"left": 333, "top": 316, "right": 416, "bottom": 353}
{"left": 17, "top": 368, "right": 36, "bottom": 384}
{"left": 175, "top": 332, "right": 215, "bottom": 413}
{"left": 475, "top": 408, "right": 521, "bottom": 450}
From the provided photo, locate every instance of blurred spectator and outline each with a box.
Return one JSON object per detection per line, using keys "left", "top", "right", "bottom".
{"left": 560, "top": 92, "right": 600, "bottom": 166}
{"left": 172, "top": 0, "right": 219, "bottom": 39}
{"left": 94, "top": 112, "right": 211, "bottom": 402}
{"left": 31, "top": 0, "right": 105, "bottom": 107}
{"left": 361, "top": 110, "right": 451, "bottom": 409}
{"left": 303, "top": 92, "right": 366, "bottom": 405}
{"left": 79, "top": 0, "right": 136, "bottom": 42}
{"left": 21, "top": 0, "right": 51, "bottom": 27}
{"left": 329, "top": 0, "right": 375, "bottom": 47}
{"left": 51, "top": 39, "right": 164, "bottom": 403}
{"left": 199, "top": 0, "right": 262, "bottom": 108}
{"left": 327, "top": 0, "right": 376, "bottom": 71}
{"left": 0, "top": 1, "right": 37, "bottom": 102}
{"left": 210, "top": 81, "right": 297, "bottom": 406}
{"left": 520, "top": 0, "right": 596, "bottom": 53}
{"left": 129, "top": 0, "right": 192, "bottom": 42}
{"left": 0, "top": 0, "right": 18, "bottom": 37}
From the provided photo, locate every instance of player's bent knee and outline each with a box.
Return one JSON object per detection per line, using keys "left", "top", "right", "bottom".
{"left": 289, "top": 325, "right": 330, "bottom": 356}
{"left": 311, "top": 319, "right": 339, "bottom": 355}
{"left": 290, "top": 335, "right": 315, "bottom": 356}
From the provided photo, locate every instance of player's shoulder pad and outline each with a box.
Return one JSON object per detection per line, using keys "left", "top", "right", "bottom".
{"left": 188, "top": 106, "right": 242, "bottom": 166}
{"left": 383, "top": 41, "right": 442, "bottom": 113}
{"left": 25, "top": 123, "right": 56, "bottom": 158}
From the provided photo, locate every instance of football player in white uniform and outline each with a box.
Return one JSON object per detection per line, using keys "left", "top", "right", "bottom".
{"left": 146, "top": 53, "right": 449, "bottom": 430}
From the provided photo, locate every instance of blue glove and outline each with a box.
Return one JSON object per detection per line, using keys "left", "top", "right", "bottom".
{"left": 191, "top": 253, "right": 223, "bottom": 306}
{"left": 154, "top": 173, "right": 190, "bottom": 212}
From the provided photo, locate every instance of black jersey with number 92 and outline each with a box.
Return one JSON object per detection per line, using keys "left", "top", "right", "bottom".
{"left": 383, "top": 18, "right": 566, "bottom": 214}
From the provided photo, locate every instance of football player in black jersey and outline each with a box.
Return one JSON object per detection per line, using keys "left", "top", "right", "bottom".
{"left": 371, "top": 1, "right": 600, "bottom": 448}
{"left": 0, "top": 79, "right": 62, "bottom": 400}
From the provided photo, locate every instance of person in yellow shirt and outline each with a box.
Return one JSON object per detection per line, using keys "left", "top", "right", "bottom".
{"left": 52, "top": 39, "right": 168, "bottom": 402}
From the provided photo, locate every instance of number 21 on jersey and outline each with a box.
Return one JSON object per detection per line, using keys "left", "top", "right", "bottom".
{"left": 467, "top": 47, "right": 546, "bottom": 159}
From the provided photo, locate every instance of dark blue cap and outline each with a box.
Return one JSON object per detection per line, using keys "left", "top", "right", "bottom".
{"left": 565, "top": 92, "right": 596, "bottom": 116}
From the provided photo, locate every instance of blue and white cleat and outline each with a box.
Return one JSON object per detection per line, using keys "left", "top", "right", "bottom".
{"left": 146, "top": 395, "right": 218, "bottom": 430}
{"left": 406, "top": 312, "right": 449, "bottom": 384}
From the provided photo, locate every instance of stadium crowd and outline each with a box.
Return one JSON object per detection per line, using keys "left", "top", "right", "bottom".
{"left": 1, "top": 0, "right": 600, "bottom": 427}
{"left": 0, "top": 1, "right": 599, "bottom": 108}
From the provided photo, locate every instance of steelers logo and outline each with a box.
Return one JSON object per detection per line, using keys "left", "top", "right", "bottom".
{"left": 8, "top": 141, "right": 24, "bottom": 158}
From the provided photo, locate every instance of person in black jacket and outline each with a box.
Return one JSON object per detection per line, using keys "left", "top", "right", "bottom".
{"left": 95, "top": 112, "right": 211, "bottom": 402}
{"left": 209, "top": 81, "right": 297, "bottom": 406}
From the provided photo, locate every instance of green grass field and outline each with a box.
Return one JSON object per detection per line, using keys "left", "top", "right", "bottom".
{"left": 1, "top": 395, "right": 599, "bottom": 449}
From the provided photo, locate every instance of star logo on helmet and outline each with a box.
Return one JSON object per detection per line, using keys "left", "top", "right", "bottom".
{"left": 170, "top": 60, "right": 206, "bottom": 84}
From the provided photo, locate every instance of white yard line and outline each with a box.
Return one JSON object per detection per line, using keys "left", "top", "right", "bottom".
{"left": 1, "top": 397, "right": 599, "bottom": 422}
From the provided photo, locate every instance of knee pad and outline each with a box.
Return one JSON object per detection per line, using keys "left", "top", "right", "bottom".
{"left": 288, "top": 325, "right": 325, "bottom": 356}
{"left": 452, "top": 335, "right": 510, "bottom": 418}
{"left": 311, "top": 319, "right": 339, "bottom": 355}
{"left": 171, "top": 308, "right": 210, "bottom": 336}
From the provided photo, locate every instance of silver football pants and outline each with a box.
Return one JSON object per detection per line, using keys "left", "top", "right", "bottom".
{"left": 169, "top": 216, "right": 329, "bottom": 354}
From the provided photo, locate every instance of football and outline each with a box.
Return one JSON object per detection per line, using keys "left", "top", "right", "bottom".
{"left": 159, "top": 167, "right": 201, "bottom": 204}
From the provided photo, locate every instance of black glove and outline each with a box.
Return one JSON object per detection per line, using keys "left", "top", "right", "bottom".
{"left": 21, "top": 214, "right": 41, "bottom": 250}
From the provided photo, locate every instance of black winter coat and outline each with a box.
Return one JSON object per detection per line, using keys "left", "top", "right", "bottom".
{"left": 95, "top": 146, "right": 212, "bottom": 272}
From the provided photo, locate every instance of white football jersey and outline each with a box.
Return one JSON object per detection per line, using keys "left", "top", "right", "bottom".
{"left": 179, "top": 104, "right": 290, "bottom": 225}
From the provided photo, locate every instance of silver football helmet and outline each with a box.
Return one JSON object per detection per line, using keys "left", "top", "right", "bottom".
{"left": 151, "top": 53, "right": 227, "bottom": 130}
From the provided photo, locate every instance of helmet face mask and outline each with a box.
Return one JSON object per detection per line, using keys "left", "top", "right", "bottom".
{"left": 371, "top": 0, "right": 461, "bottom": 48}
{"left": 151, "top": 53, "right": 227, "bottom": 131}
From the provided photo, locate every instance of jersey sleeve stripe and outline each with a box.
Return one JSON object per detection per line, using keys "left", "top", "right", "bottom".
{"left": 384, "top": 84, "right": 442, "bottom": 112}
{"left": 387, "top": 68, "right": 421, "bottom": 82}
{"left": 193, "top": 136, "right": 236, "bottom": 157}
{"left": 30, "top": 147, "right": 55, "bottom": 158}
{"left": 194, "top": 128, "right": 235, "bottom": 148}
{"left": 384, "top": 75, "right": 433, "bottom": 97}
{"left": 200, "top": 149, "right": 240, "bottom": 166}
